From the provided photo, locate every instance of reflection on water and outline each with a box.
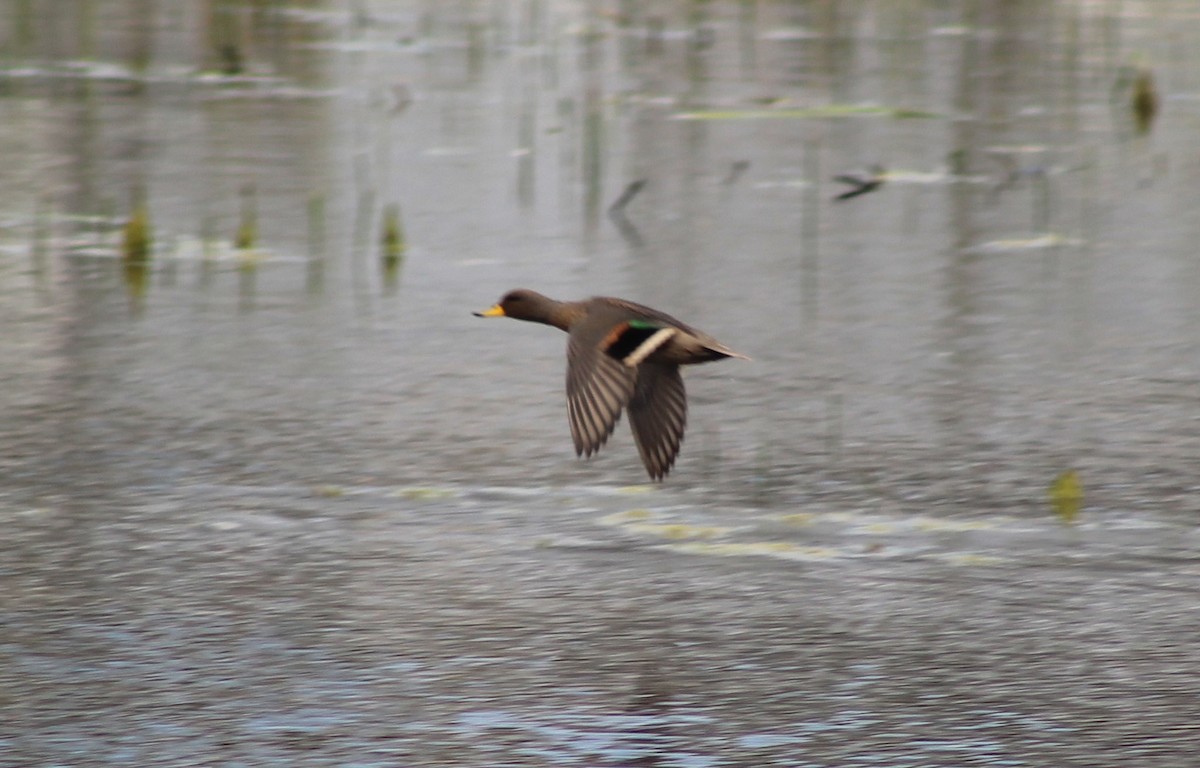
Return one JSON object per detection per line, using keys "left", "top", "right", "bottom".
{"left": 3, "top": 2, "right": 1200, "bottom": 765}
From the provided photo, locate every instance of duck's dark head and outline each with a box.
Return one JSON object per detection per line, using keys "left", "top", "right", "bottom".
{"left": 474, "top": 289, "right": 565, "bottom": 325}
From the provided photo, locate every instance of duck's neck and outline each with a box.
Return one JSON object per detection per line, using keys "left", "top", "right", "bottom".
{"left": 526, "top": 296, "right": 583, "bottom": 332}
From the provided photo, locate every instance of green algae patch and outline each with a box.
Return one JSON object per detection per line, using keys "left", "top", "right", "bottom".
{"left": 667, "top": 541, "right": 844, "bottom": 561}
{"left": 312, "top": 485, "right": 345, "bottom": 498}
{"left": 599, "top": 509, "right": 654, "bottom": 525}
{"left": 390, "top": 486, "right": 458, "bottom": 500}
{"left": 938, "top": 553, "right": 1009, "bottom": 567}
{"left": 615, "top": 485, "right": 657, "bottom": 495}
{"left": 626, "top": 522, "right": 732, "bottom": 541}
{"left": 778, "top": 513, "right": 815, "bottom": 526}
{"left": 1049, "top": 469, "right": 1084, "bottom": 524}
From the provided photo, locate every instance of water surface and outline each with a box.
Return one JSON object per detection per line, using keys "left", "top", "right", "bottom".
{"left": 2, "top": 2, "right": 1200, "bottom": 765}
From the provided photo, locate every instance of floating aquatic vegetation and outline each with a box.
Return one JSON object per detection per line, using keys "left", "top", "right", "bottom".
{"left": 381, "top": 202, "right": 405, "bottom": 274}
{"left": 1049, "top": 470, "right": 1083, "bottom": 524}
{"left": 667, "top": 541, "right": 844, "bottom": 561}
{"left": 674, "top": 104, "right": 941, "bottom": 121}
{"left": 914, "top": 517, "right": 997, "bottom": 533}
{"left": 625, "top": 522, "right": 732, "bottom": 540}
{"left": 379, "top": 202, "right": 408, "bottom": 289}
{"left": 390, "top": 486, "right": 458, "bottom": 501}
{"left": 1131, "top": 67, "right": 1159, "bottom": 136}
{"left": 614, "top": 485, "right": 656, "bottom": 495}
{"left": 121, "top": 196, "right": 153, "bottom": 304}
{"left": 169, "top": 235, "right": 292, "bottom": 265}
{"left": 936, "top": 553, "right": 1009, "bottom": 567}
{"left": 600, "top": 509, "right": 653, "bottom": 525}
{"left": 313, "top": 485, "right": 344, "bottom": 498}
{"left": 217, "top": 42, "right": 243, "bottom": 76}
{"left": 122, "top": 199, "right": 152, "bottom": 264}
{"left": 123, "top": 257, "right": 150, "bottom": 302}
{"left": 778, "top": 512, "right": 814, "bottom": 526}
{"left": 965, "top": 233, "right": 1082, "bottom": 254}
{"left": 1111, "top": 60, "right": 1161, "bottom": 138}
{"left": 235, "top": 183, "right": 257, "bottom": 250}
{"left": 600, "top": 508, "right": 735, "bottom": 541}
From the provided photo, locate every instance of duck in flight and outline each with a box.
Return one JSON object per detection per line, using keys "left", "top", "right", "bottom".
{"left": 475, "top": 289, "right": 748, "bottom": 480}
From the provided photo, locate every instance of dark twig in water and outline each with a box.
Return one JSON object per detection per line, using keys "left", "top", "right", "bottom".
{"left": 721, "top": 160, "right": 750, "bottom": 186}
{"left": 608, "top": 209, "right": 644, "bottom": 249}
{"left": 609, "top": 179, "right": 647, "bottom": 214}
{"left": 832, "top": 164, "right": 886, "bottom": 201}
{"left": 607, "top": 180, "right": 647, "bottom": 248}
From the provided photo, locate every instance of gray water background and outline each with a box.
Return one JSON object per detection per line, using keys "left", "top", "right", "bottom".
{"left": 2, "top": 1, "right": 1200, "bottom": 765}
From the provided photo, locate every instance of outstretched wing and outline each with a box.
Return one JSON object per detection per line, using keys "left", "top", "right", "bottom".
{"left": 566, "top": 332, "right": 637, "bottom": 458}
{"left": 627, "top": 363, "right": 688, "bottom": 480}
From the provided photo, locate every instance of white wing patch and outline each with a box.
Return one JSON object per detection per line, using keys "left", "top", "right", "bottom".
{"left": 623, "top": 327, "right": 676, "bottom": 367}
